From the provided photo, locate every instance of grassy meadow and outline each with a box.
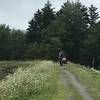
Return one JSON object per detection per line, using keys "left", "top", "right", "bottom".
{"left": 65, "top": 63, "right": 100, "bottom": 100}
{"left": 0, "top": 61, "right": 100, "bottom": 100}
{"left": 0, "top": 61, "right": 65, "bottom": 100}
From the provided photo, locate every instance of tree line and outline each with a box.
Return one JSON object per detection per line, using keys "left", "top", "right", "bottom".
{"left": 0, "top": 1, "right": 100, "bottom": 69}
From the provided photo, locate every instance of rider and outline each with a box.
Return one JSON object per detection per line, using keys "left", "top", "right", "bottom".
{"left": 58, "top": 50, "right": 66, "bottom": 66}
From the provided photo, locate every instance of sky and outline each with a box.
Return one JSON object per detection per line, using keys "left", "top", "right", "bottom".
{"left": 0, "top": 0, "right": 100, "bottom": 30}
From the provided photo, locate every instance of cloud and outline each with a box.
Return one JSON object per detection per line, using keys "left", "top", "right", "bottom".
{"left": 0, "top": 0, "right": 99, "bottom": 30}
{"left": 0, "top": 0, "right": 47, "bottom": 30}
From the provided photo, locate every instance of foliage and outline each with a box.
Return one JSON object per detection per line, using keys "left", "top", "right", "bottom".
{"left": 89, "top": 5, "right": 99, "bottom": 26}
{"left": 9, "top": 30, "right": 26, "bottom": 59}
{"left": 81, "top": 21, "right": 100, "bottom": 69}
{"left": 0, "top": 61, "right": 60, "bottom": 100}
{"left": 26, "top": 1, "right": 55, "bottom": 43}
{"left": 0, "top": 24, "right": 11, "bottom": 60}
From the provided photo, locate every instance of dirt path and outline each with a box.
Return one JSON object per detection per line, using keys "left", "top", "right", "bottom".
{"left": 60, "top": 67, "right": 93, "bottom": 100}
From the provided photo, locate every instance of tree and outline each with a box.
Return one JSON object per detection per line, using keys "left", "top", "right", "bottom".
{"left": 77, "top": 2, "right": 89, "bottom": 26}
{"left": 9, "top": 30, "right": 26, "bottom": 59}
{"left": 26, "top": 0, "right": 55, "bottom": 43}
{"left": 41, "top": 0, "right": 55, "bottom": 28}
{"left": 80, "top": 5, "right": 100, "bottom": 68}
{"left": 0, "top": 24, "right": 11, "bottom": 60}
{"left": 41, "top": 19, "right": 65, "bottom": 42}
{"left": 89, "top": 5, "right": 99, "bottom": 26}
{"left": 26, "top": 9, "right": 43, "bottom": 43}
{"left": 57, "top": 1, "right": 89, "bottom": 62}
{"left": 41, "top": 1, "right": 90, "bottom": 62}
{"left": 39, "top": 37, "right": 62, "bottom": 60}
{"left": 81, "top": 21, "right": 100, "bottom": 69}
{"left": 24, "top": 42, "right": 39, "bottom": 59}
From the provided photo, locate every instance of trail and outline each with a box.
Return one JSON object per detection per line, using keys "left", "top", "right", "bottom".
{"left": 60, "top": 67, "right": 93, "bottom": 100}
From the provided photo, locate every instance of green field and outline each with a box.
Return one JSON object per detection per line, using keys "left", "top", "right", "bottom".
{"left": 0, "top": 61, "right": 63, "bottom": 100}
{"left": 0, "top": 61, "right": 100, "bottom": 100}
{"left": 65, "top": 63, "right": 100, "bottom": 100}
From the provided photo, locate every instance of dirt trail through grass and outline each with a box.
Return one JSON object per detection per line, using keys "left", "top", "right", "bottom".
{"left": 60, "top": 67, "right": 93, "bottom": 100}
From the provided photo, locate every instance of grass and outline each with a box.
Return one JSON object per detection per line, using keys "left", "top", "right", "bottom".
{"left": 0, "top": 61, "right": 61, "bottom": 100}
{"left": 65, "top": 63, "right": 100, "bottom": 100}
{"left": 0, "top": 61, "right": 32, "bottom": 80}
{"left": 0, "top": 61, "right": 99, "bottom": 100}
{"left": 62, "top": 74, "right": 84, "bottom": 100}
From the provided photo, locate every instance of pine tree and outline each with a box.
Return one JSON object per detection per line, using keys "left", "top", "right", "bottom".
{"left": 0, "top": 24, "right": 11, "bottom": 60}
{"left": 26, "top": 1, "right": 55, "bottom": 43}
{"left": 89, "top": 5, "right": 99, "bottom": 26}
{"left": 26, "top": 9, "right": 43, "bottom": 43}
{"left": 54, "top": 1, "right": 90, "bottom": 62}
{"left": 42, "top": 0, "right": 55, "bottom": 28}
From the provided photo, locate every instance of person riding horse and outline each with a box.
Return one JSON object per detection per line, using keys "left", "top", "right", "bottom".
{"left": 58, "top": 50, "right": 67, "bottom": 66}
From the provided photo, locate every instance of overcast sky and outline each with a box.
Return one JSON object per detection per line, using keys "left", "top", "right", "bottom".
{"left": 0, "top": 0, "right": 100, "bottom": 30}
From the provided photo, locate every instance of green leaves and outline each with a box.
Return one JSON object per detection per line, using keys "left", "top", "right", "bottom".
{"left": 26, "top": 1, "right": 55, "bottom": 43}
{"left": 89, "top": 5, "right": 99, "bottom": 26}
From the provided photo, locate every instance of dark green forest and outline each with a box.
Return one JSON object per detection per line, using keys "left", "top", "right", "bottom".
{"left": 0, "top": 1, "right": 100, "bottom": 69}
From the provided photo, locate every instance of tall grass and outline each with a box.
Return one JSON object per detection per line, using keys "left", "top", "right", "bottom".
{"left": 0, "top": 61, "right": 59, "bottom": 100}
{"left": 0, "top": 61, "right": 33, "bottom": 80}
